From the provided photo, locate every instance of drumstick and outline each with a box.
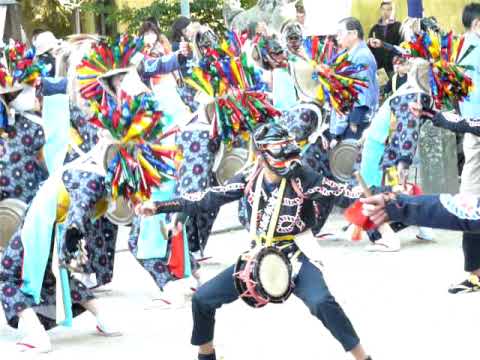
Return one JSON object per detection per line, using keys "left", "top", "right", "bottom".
{"left": 354, "top": 172, "right": 397, "bottom": 237}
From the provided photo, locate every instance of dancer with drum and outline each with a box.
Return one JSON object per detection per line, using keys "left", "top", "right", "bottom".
{"left": 0, "top": 33, "right": 176, "bottom": 352}
{"left": 136, "top": 24, "right": 221, "bottom": 261}
{"left": 128, "top": 25, "right": 208, "bottom": 302}
{"left": 0, "top": 43, "right": 47, "bottom": 252}
{"left": 137, "top": 122, "right": 372, "bottom": 360}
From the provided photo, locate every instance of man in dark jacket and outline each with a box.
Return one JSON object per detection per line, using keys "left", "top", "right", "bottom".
{"left": 367, "top": 1, "right": 402, "bottom": 76}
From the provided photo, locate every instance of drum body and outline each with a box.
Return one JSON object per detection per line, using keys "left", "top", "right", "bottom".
{"left": 234, "top": 246, "right": 293, "bottom": 308}
{"left": 102, "top": 144, "right": 134, "bottom": 226}
{"left": 328, "top": 139, "right": 360, "bottom": 183}
{"left": 213, "top": 142, "right": 249, "bottom": 185}
{"left": 0, "top": 199, "right": 27, "bottom": 252}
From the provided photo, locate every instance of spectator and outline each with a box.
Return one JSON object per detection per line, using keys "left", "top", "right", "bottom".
{"left": 171, "top": 16, "right": 191, "bottom": 51}
{"left": 382, "top": 55, "right": 408, "bottom": 97}
{"left": 332, "top": 17, "right": 379, "bottom": 141}
{"left": 367, "top": 1, "right": 402, "bottom": 76}
{"left": 295, "top": 1, "right": 305, "bottom": 27}
{"left": 447, "top": 2, "right": 480, "bottom": 295}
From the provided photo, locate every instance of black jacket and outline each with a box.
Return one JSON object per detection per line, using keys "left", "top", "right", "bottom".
{"left": 368, "top": 21, "right": 402, "bottom": 74}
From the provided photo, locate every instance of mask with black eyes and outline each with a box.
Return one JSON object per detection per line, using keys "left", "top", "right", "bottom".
{"left": 253, "top": 123, "right": 302, "bottom": 178}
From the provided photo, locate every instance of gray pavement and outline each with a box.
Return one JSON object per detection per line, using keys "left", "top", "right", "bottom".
{"left": 1, "top": 211, "right": 479, "bottom": 360}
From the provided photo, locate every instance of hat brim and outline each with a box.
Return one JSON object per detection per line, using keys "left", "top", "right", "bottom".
{"left": 97, "top": 68, "right": 131, "bottom": 96}
{"left": 291, "top": 58, "right": 321, "bottom": 103}
{"left": 0, "top": 83, "right": 24, "bottom": 96}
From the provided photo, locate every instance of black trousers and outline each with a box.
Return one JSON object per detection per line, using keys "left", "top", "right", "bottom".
{"left": 191, "top": 255, "right": 360, "bottom": 352}
{"left": 463, "top": 232, "right": 480, "bottom": 272}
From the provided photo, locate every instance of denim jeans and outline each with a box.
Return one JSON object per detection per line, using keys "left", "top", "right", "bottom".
{"left": 463, "top": 232, "right": 480, "bottom": 272}
{"left": 191, "top": 255, "right": 360, "bottom": 352}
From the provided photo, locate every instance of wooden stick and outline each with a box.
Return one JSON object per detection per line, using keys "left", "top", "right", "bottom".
{"left": 354, "top": 172, "right": 397, "bottom": 237}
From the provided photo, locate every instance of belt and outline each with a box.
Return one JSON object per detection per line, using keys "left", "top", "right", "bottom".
{"left": 254, "top": 234, "right": 295, "bottom": 243}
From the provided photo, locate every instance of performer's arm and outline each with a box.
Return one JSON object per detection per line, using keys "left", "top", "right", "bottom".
{"left": 152, "top": 173, "right": 246, "bottom": 215}
{"left": 411, "top": 103, "right": 480, "bottom": 136}
{"left": 141, "top": 52, "right": 188, "bottom": 78}
{"left": 299, "top": 168, "right": 363, "bottom": 201}
{"left": 382, "top": 42, "right": 406, "bottom": 56}
{"left": 41, "top": 77, "right": 68, "bottom": 96}
{"left": 385, "top": 194, "right": 480, "bottom": 232}
{"left": 430, "top": 112, "right": 480, "bottom": 136}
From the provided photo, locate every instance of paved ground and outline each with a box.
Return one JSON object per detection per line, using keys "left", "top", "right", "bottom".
{"left": 1, "top": 208, "right": 479, "bottom": 360}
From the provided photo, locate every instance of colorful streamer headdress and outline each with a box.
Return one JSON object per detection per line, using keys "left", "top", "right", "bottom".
{"left": 0, "top": 39, "right": 47, "bottom": 92}
{"left": 294, "top": 36, "right": 368, "bottom": 114}
{"left": 77, "top": 34, "right": 145, "bottom": 101}
{"left": 77, "top": 34, "right": 178, "bottom": 203}
{"left": 402, "top": 30, "right": 474, "bottom": 109}
{"left": 186, "top": 31, "right": 280, "bottom": 146}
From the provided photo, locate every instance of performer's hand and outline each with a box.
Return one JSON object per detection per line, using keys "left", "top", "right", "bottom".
{"left": 361, "top": 194, "right": 391, "bottom": 226}
{"left": 330, "top": 138, "right": 338, "bottom": 149}
{"left": 350, "top": 123, "right": 358, "bottom": 134}
{"left": 397, "top": 161, "right": 409, "bottom": 187}
{"left": 409, "top": 102, "right": 435, "bottom": 120}
{"left": 368, "top": 38, "right": 383, "bottom": 48}
{"left": 135, "top": 202, "right": 157, "bottom": 217}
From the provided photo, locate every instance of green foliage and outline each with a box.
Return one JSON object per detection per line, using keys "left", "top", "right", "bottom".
{"left": 241, "top": 0, "right": 257, "bottom": 8}
{"left": 21, "top": 0, "right": 74, "bottom": 37}
{"left": 81, "top": 0, "right": 227, "bottom": 38}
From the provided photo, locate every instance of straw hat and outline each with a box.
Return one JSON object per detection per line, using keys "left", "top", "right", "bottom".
{"left": 290, "top": 57, "right": 320, "bottom": 103}
{"left": 97, "top": 68, "right": 150, "bottom": 98}
{"left": 0, "top": 81, "right": 23, "bottom": 96}
{"left": 407, "top": 57, "right": 431, "bottom": 94}
{"left": 34, "top": 31, "right": 63, "bottom": 55}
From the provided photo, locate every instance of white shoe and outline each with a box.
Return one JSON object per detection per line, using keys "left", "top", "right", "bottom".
{"left": 148, "top": 280, "right": 190, "bottom": 310}
{"left": 96, "top": 315, "right": 122, "bottom": 337}
{"left": 16, "top": 333, "right": 52, "bottom": 353}
{"left": 73, "top": 273, "right": 98, "bottom": 289}
{"left": 416, "top": 227, "right": 435, "bottom": 241}
{"left": 365, "top": 236, "right": 401, "bottom": 252}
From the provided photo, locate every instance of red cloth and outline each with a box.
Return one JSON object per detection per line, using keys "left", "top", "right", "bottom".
{"left": 344, "top": 200, "right": 377, "bottom": 231}
{"left": 168, "top": 225, "right": 185, "bottom": 279}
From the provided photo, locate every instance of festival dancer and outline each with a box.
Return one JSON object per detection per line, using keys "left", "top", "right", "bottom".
{"left": 358, "top": 58, "right": 436, "bottom": 251}
{"left": 137, "top": 122, "right": 372, "bottom": 360}
{"left": 0, "top": 33, "right": 173, "bottom": 353}
{"left": 0, "top": 43, "right": 47, "bottom": 205}
{"left": 137, "top": 25, "right": 220, "bottom": 261}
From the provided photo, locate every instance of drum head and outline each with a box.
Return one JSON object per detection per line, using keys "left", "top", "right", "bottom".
{"left": 328, "top": 140, "right": 359, "bottom": 183}
{"left": 257, "top": 252, "right": 290, "bottom": 298}
{"left": 0, "top": 199, "right": 27, "bottom": 252}
{"left": 105, "top": 196, "right": 134, "bottom": 226}
{"left": 214, "top": 144, "right": 249, "bottom": 185}
{"left": 255, "top": 247, "right": 292, "bottom": 303}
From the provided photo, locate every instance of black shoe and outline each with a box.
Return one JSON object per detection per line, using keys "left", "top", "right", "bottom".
{"left": 448, "top": 274, "right": 480, "bottom": 294}
{"left": 198, "top": 353, "right": 216, "bottom": 360}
